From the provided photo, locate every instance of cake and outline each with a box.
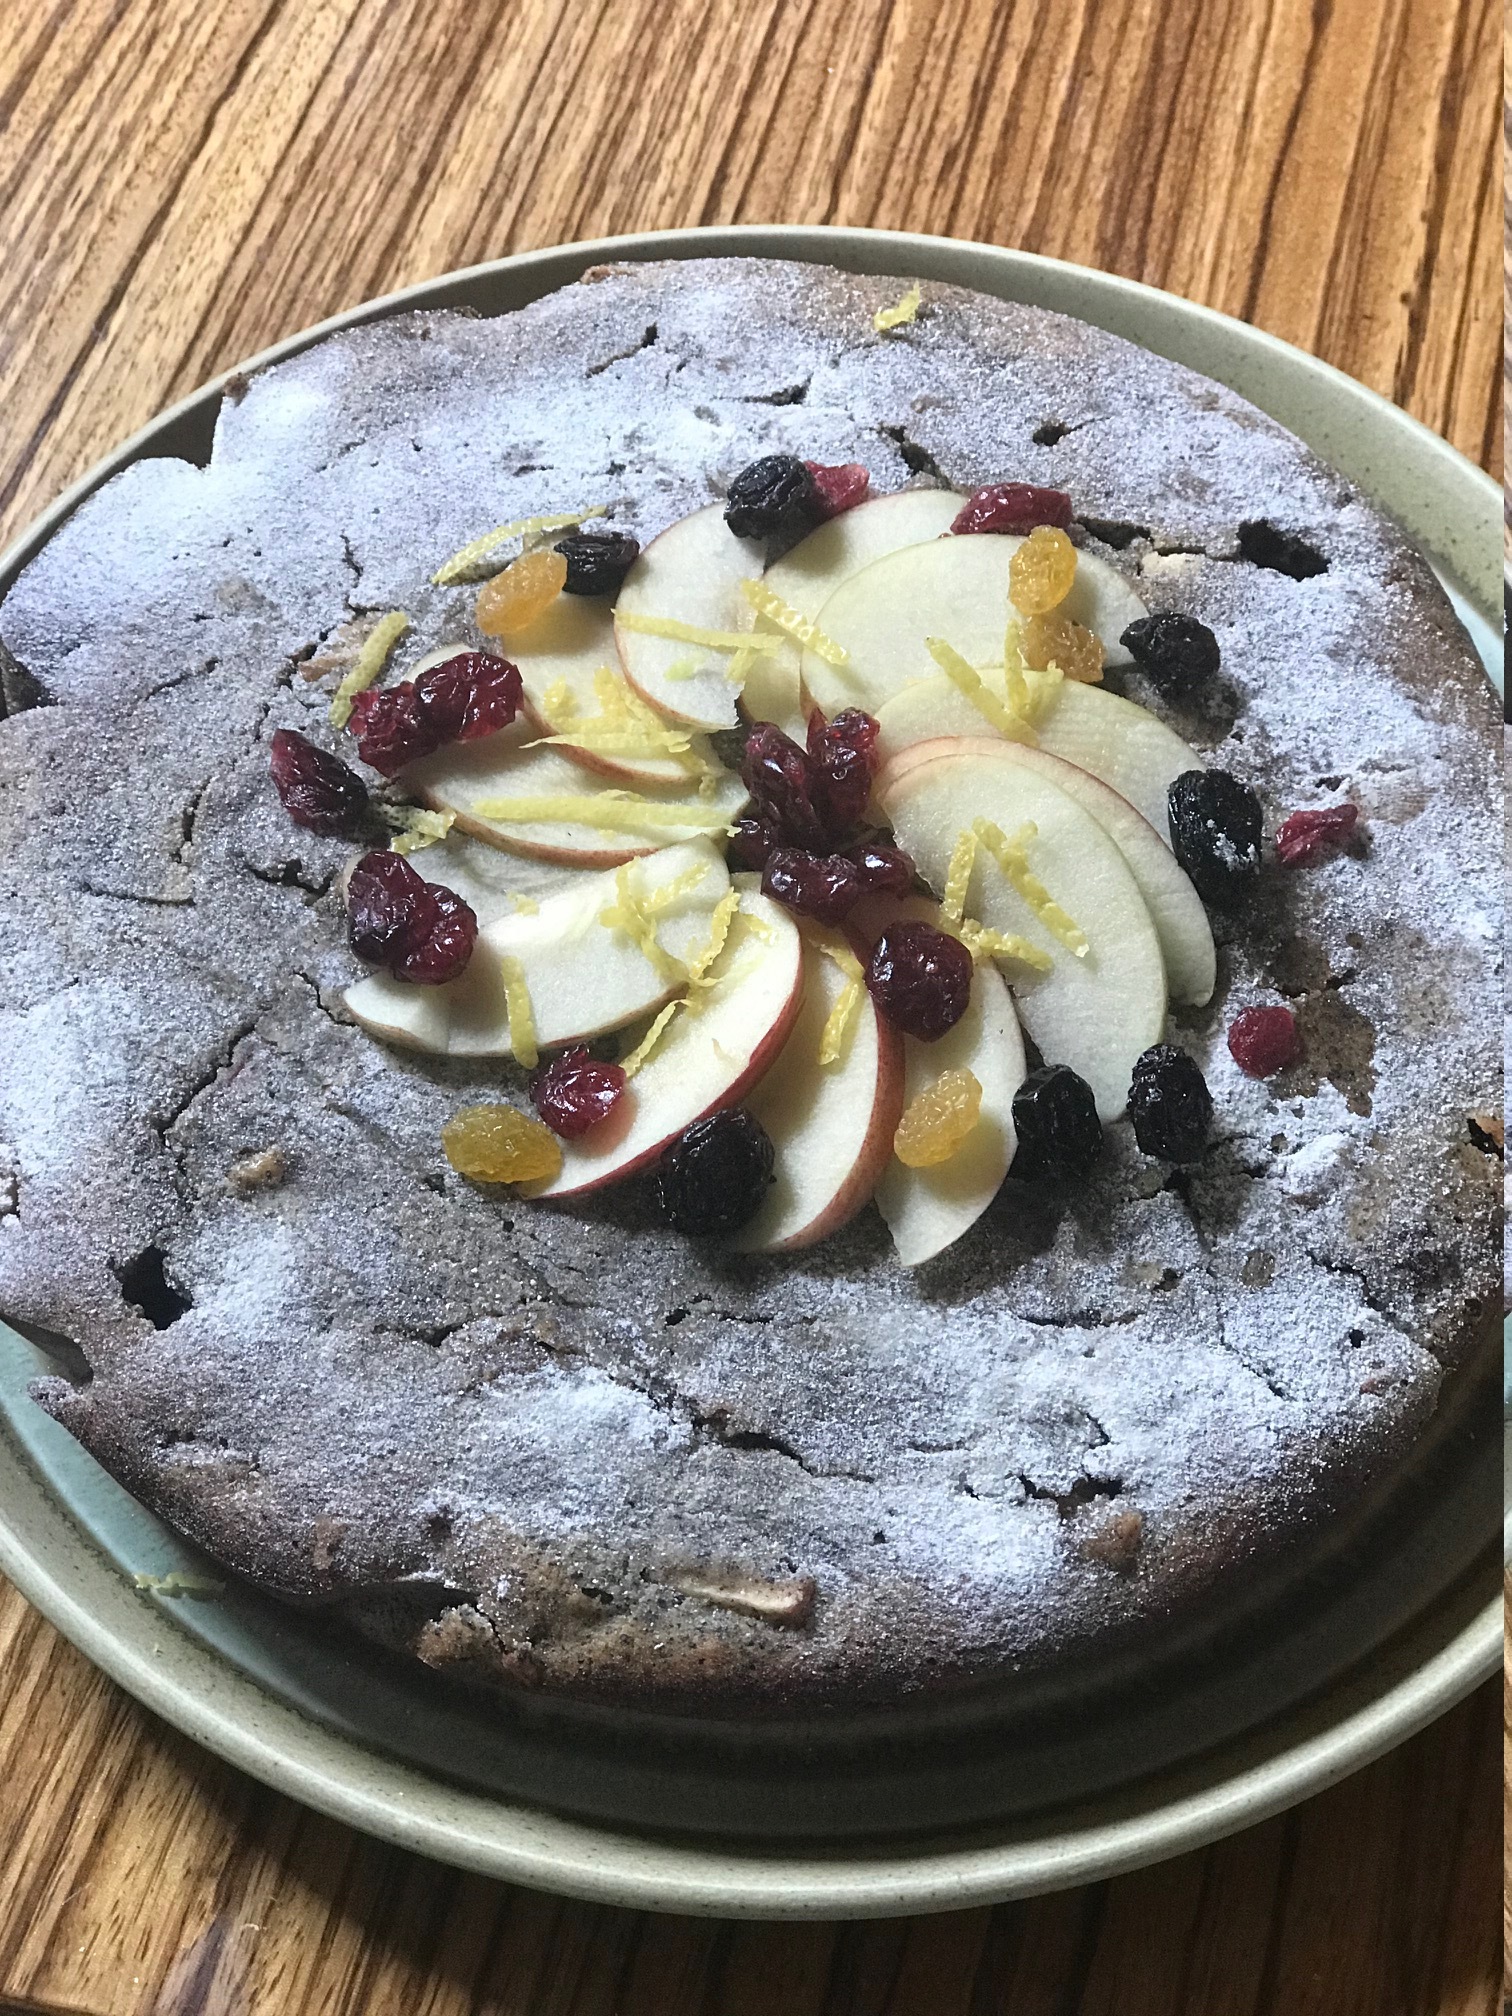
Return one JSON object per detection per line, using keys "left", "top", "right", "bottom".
{"left": 0, "top": 257, "right": 1499, "bottom": 1713}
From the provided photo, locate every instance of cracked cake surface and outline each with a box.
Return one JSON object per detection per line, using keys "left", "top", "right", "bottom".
{"left": 0, "top": 256, "right": 1500, "bottom": 1712}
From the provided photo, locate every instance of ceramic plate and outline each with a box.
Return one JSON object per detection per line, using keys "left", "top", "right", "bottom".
{"left": 0, "top": 226, "right": 1502, "bottom": 1918}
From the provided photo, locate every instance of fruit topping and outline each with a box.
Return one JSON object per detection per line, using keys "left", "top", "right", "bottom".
{"left": 442, "top": 1103, "right": 563, "bottom": 1185}
{"left": 1119, "top": 612, "right": 1220, "bottom": 692}
{"left": 532, "top": 1047, "right": 628, "bottom": 1138}
{"left": 724, "top": 456, "right": 819, "bottom": 541}
{"left": 973, "top": 817, "right": 1088, "bottom": 956}
{"left": 656, "top": 1108, "right": 776, "bottom": 1235}
{"left": 269, "top": 729, "right": 369, "bottom": 833}
{"left": 741, "top": 723, "right": 828, "bottom": 849}
{"left": 1127, "top": 1044, "right": 1213, "bottom": 1161}
{"left": 346, "top": 849, "right": 477, "bottom": 985}
{"left": 469, "top": 784, "right": 733, "bottom": 839}
{"left": 873, "top": 283, "right": 922, "bottom": 332}
{"left": 816, "top": 936, "right": 866, "bottom": 1065}
{"left": 846, "top": 840, "right": 915, "bottom": 896}
{"left": 554, "top": 528, "right": 641, "bottom": 596}
{"left": 866, "top": 921, "right": 973, "bottom": 1041}
{"left": 1021, "top": 611, "right": 1103, "bottom": 684}
{"left": 741, "top": 578, "right": 849, "bottom": 664}
{"left": 762, "top": 847, "right": 864, "bottom": 925}
{"left": 949, "top": 484, "right": 1073, "bottom": 536}
{"left": 1167, "top": 770, "right": 1262, "bottom": 906}
{"left": 348, "top": 683, "right": 430, "bottom": 775}
{"left": 808, "top": 706, "right": 880, "bottom": 833}
{"left": 475, "top": 547, "right": 568, "bottom": 637}
{"left": 382, "top": 806, "right": 456, "bottom": 854}
{"left": 728, "top": 815, "right": 782, "bottom": 872}
{"left": 894, "top": 1068, "right": 983, "bottom": 1167}
{"left": 620, "top": 1000, "right": 681, "bottom": 1078}
{"left": 1008, "top": 525, "right": 1077, "bottom": 615}
{"left": 1227, "top": 1005, "right": 1300, "bottom": 1078}
{"left": 330, "top": 610, "right": 410, "bottom": 729}
{"left": 1236, "top": 520, "right": 1327, "bottom": 580}
{"left": 926, "top": 637, "right": 1035, "bottom": 741}
{"left": 803, "top": 460, "right": 870, "bottom": 519}
{"left": 1276, "top": 801, "right": 1360, "bottom": 867}
{"left": 348, "top": 653, "right": 522, "bottom": 775}
{"left": 432, "top": 507, "right": 607, "bottom": 587}
{"left": 1011, "top": 1064, "right": 1103, "bottom": 1179}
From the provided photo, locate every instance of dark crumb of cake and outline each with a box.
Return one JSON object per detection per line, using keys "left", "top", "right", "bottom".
{"left": 1079, "top": 1509, "right": 1145, "bottom": 1574}
{"left": 1466, "top": 1113, "right": 1504, "bottom": 1156}
{"left": 226, "top": 1147, "right": 289, "bottom": 1194}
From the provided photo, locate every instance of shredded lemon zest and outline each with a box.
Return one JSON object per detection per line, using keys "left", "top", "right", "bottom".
{"left": 941, "top": 829, "right": 977, "bottom": 927}
{"left": 470, "top": 792, "right": 733, "bottom": 835}
{"left": 330, "top": 610, "right": 409, "bottom": 728}
{"left": 956, "top": 918, "right": 1053, "bottom": 972}
{"left": 1001, "top": 618, "right": 1032, "bottom": 720}
{"left": 724, "top": 642, "right": 760, "bottom": 686}
{"left": 685, "top": 888, "right": 740, "bottom": 984}
{"left": 616, "top": 612, "right": 782, "bottom": 654}
{"left": 972, "top": 817, "right": 1088, "bottom": 958}
{"left": 925, "top": 637, "right": 1036, "bottom": 743}
{"left": 598, "top": 863, "right": 710, "bottom": 982}
{"left": 661, "top": 654, "right": 704, "bottom": 683}
{"left": 499, "top": 953, "right": 539, "bottom": 1067}
{"left": 740, "top": 579, "right": 849, "bottom": 666}
{"left": 1023, "top": 660, "right": 1064, "bottom": 722}
{"left": 620, "top": 1001, "right": 680, "bottom": 1078}
{"left": 133, "top": 1571, "right": 225, "bottom": 1598}
{"left": 873, "top": 282, "right": 922, "bottom": 332}
{"left": 381, "top": 805, "right": 456, "bottom": 854}
{"left": 432, "top": 507, "right": 608, "bottom": 586}
{"left": 816, "top": 939, "right": 866, "bottom": 1067}
{"left": 542, "top": 676, "right": 575, "bottom": 720}
{"left": 507, "top": 892, "right": 539, "bottom": 915}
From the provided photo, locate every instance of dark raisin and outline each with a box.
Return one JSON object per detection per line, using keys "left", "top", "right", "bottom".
{"left": 803, "top": 461, "right": 870, "bottom": 519}
{"left": 532, "top": 1047, "right": 627, "bottom": 1138}
{"left": 1167, "top": 769, "right": 1262, "bottom": 906}
{"left": 656, "top": 1109, "right": 775, "bottom": 1235}
{"left": 1119, "top": 613, "right": 1220, "bottom": 693}
{"left": 555, "top": 529, "right": 641, "bottom": 595}
{"left": 1275, "top": 802, "right": 1359, "bottom": 866}
{"left": 807, "top": 707, "right": 880, "bottom": 836}
{"left": 268, "top": 729, "right": 368, "bottom": 834}
{"left": 1227, "top": 1005, "right": 1300, "bottom": 1078}
{"left": 762, "top": 847, "right": 864, "bottom": 925}
{"left": 1127, "top": 1045, "right": 1212, "bottom": 1162}
{"left": 349, "top": 684, "right": 435, "bottom": 777}
{"left": 346, "top": 850, "right": 476, "bottom": 984}
{"left": 741, "top": 723, "right": 828, "bottom": 849}
{"left": 866, "top": 922, "right": 973, "bottom": 1041}
{"left": 393, "top": 885, "right": 477, "bottom": 986}
{"left": 949, "top": 483, "right": 1073, "bottom": 536}
{"left": 727, "top": 815, "right": 783, "bottom": 872}
{"left": 1236, "top": 520, "right": 1328, "bottom": 579}
{"left": 414, "top": 652, "right": 522, "bottom": 744}
{"left": 846, "top": 840, "right": 915, "bottom": 896}
{"left": 1011, "top": 1065, "right": 1104, "bottom": 1179}
{"left": 724, "top": 455, "right": 818, "bottom": 541}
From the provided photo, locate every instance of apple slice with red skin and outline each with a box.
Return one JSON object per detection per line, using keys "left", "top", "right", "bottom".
{"left": 529, "top": 890, "right": 804, "bottom": 1198}
{"left": 733, "top": 925, "right": 904, "bottom": 1253}
{"left": 613, "top": 502, "right": 764, "bottom": 732}
{"left": 876, "top": 737, "right": 1215, "bottom": 1006}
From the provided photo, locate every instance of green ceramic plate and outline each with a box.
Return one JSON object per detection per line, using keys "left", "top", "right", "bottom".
{"left": 0, "top": 226, "right": 1502, "bottom": 1918}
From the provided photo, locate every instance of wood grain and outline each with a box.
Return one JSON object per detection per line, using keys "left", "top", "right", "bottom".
{"left": 0, "top": 0, "right": 1501, "bottom": 2010}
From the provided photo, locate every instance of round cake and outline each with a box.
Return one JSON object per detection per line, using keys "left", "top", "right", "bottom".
{"left": 0, "top": 257, "right": 1499, "bottom": 1713}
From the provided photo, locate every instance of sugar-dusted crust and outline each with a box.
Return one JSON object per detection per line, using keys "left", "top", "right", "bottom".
{"left": 0, "top": 258, "right": 1500, "bottom": 1712}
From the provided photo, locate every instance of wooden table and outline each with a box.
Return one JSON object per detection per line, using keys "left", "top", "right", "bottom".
{"left": 0, "top": 2, "right": 1501, "bottom": 2009}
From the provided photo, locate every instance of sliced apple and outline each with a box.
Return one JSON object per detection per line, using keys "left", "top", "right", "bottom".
{"left": 613, "top": 503, "right": 764, "bottom": 732}
{"left": 505, "top": 596, "right": 720, "bottom": 788}
{"left": 344, "top": 841, "right": 731, "bottom": 1058}
{"left": 878, "top": 739, "right": 1214, "bottom": 1006}
{"left": 408, "top": 718, "right": 748, "bottom": 867}
{"left": 530, "top": 891, "right": 804, "bottom": 1198}
{"left": 411, "top": 831, "right": 591, "bottom": 926}
{"left": 878, "top": 748, "right": 1167, "bottom": 1121}
{"left": 762, "top": 488, "right": 966, "bottom": 621}
{"left": 873, "top": 675, "right": 1201, "bottom": 842}
{"left": 733, "top": 927, "right": 904, "bottom": 1252}
{"left": 853, "top": 897, "right": 1027, "bottom": 1268}
{"left": 802, "top": 534, "right": 1148, "bottom": 718}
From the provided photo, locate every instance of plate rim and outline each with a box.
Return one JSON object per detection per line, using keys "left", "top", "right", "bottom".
{"left": 0, "top": 223, "right": 1501, "bottom": 1918}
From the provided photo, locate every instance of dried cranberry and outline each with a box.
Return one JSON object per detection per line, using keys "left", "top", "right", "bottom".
{"left": 414, "top": 652, "right": 521, "bottom": 744}
{"left": 866, "top": 921, "right": 973, "bottom": 1041}
{"left": 554, "top": 529, "right": 641, "bottom": 596}
{"left": 727, "top": 815, "right": 783, "bottom": 873}
{"left": 950, "top": 484, "right": 1073, "bottom": 537}
{"left": 803, "top": 461, "right": 870, "bottom": 520}
{"left": 741, "top": 724, "right": 828, "bottom": 849}
{"left": 1227, "top": 1005, "right": 1300, "bottom": 1078}
{"left": 762, "top": 847, "right": 864, "bottom": 925}
{"left": 393, "top": 885, "right": 477, "bottom": 986}
{"left": 657, "top": 1108, "right": 775, "bottom": 1235}
{"left": 1276, "top": 802, "right": 1359, "bottom": 867}
{"left": 532, "top": 1047, "right": 627, "bottom": 1138}
{"left": 807, "top": 707, "right": 880, "bottom": 836}
{"left": 349, "top": 684, "right": 435, "bottom": 777}
{"left": 269, "top": 729, "right": 368, "bottom": 834}
{"left": 847, "top": 841, "right": 915, "bottom": 896}
{"left": 724, "top": 456, "right": 818, "bottom": 542}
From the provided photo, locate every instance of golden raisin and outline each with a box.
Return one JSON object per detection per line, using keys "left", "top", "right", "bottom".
{"left": 475, "top": 547, "right": 568, "bottom": 638}
{"left": 1008, "top": 526, "right": 1077, "bottom": 616}
{"left": 894, "top": 1068, "right": 983, "bottom": 1168}
{"left": 441, "top": 1104, "right": 563, "bottom": 1184}
{"left": 1021, "top": 610, "right": 1103, "bottom": 683}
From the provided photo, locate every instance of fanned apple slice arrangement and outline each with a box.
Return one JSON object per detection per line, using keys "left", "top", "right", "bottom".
{"left": 269, "top": 457, "right": 1360, "bottom": 1266}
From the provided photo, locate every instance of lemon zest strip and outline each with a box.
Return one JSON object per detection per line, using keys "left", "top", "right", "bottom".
{"left": 470, "top": 792, "right": 732, "bottom": 835}
{"left": 621, "top": 1001, "right": 680, "bottom": 1079}
{"left": 941, "top": 828, "right": 977, "bottom": 927}
{"left": 873, "top": 283, "right": 922, "bottom": 332}
{"left": 330, "top": 610, "right": 409, "bottom": 729}
{"left": 381, "top": 805, "right": 456, "bottom": 854}
{"left": 740, "top": 579, "right": 849, "bottom": 666}
{"left": 507, "top": 892, "right": 539, "bottom": 915}
{"left": 685, "top": 888, "right": 740, "bottom": 984}
{"left": 972, "top": 817, "right": 1089, "bottom": 958}
{"left": 499, "top": 954, "right": 539, "bottom": 1068}
{"left": 956, "top": 918, "right": 1053, "bottom": 973}
{"left": 616, "top": 613, "right": 783, "bottom": 654}
{"left": 925, "top": 637, "right": 1037, "bottom": 744}
{"left": 432, "top": 507, "right": 607, "bottom": 586}
{"left": 816, "top": 938, "right": 866, "bottom": 1067}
